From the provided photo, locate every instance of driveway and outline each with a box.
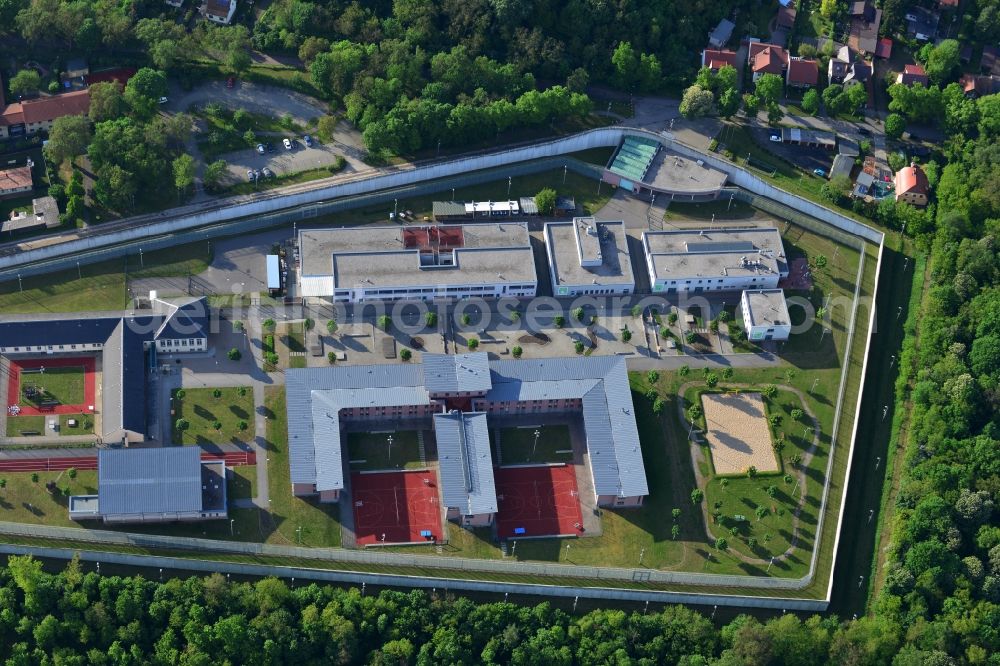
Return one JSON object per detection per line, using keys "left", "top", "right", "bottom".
{"left": 625, "top": 96, "right": 723, "bottom": 151}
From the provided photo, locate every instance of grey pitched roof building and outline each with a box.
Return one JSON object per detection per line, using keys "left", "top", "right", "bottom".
{"left": 0, "top": 297, "right": 209, "bottom": 443}
{"left": 285, "top": 353, "right": 649, "bottom": 506}
{"left": 434, "top": 411, "right": 497, "bottom": 516}
{"left": 422, "top": 353, "right": 492, "bottom": 395}
{"left": 69, "top": 447, "right": 228, "bottom": 524}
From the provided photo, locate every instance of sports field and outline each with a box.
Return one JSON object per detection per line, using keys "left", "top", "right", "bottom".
{"left": 351, "top": 470, "right": 441, "bottom": 545}
{"left": 702, "top": 392, "right": 779, "bottom": 474}
{"left": 494, "top": 425, "right": 573, "bottom": 466}
{"left": 495, "top": 464, "right": 583, "bottom": 539}
{"left": 347, "top": 430, "right": 423, "bottom": 471}
{"left": 6, "top": 357, "right": 95, "bottom": 417}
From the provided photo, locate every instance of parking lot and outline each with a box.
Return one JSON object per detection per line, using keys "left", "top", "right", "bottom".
{"left": 751, "top": 126, "right": 838, "bottom": 175}
{"left": 221, "top": 138, "right": 355, "bottom": 185}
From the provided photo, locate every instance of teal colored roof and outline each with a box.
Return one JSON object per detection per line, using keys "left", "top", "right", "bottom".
{"left": 609, "top": 136, "right": 660, "bottom": 182}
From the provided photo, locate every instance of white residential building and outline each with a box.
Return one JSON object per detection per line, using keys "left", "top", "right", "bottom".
{"left": 642, "top": 226, "right": 789, "bottom": 294}
{"left": 741, "top": 289, "right": 792, "bottom": 341}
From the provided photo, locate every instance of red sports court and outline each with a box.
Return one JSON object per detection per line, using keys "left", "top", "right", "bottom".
{"left": 6, "top": 357, "right": 96, "bottom": 416}
{"left": 351, "top": 470, "right": 441, "bottom": 545}
{"left": 495, "top": 464, "right": 584, "bottom": 539}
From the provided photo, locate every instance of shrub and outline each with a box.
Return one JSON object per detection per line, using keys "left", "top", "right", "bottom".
{"left": 621, "top": 327, "right": 632, "bottom": 342}
{"left": 672, "top": 524, "right": 681, "bottom": 539}
{"left": 175, "top": 419, "right": 190, "bottom": 431}
{"left": 685, "top": 331, "right": 696, "bottom": 344}
{"left": 467, "top": 338, "right": 479, "bottom": 350}
{"left": 327, "top": 320, "right": 338, "bottom": 334}
{"left": 784, "top": 474, "right": 794, "bottom": 484}
{"left": 748, "top": 537, "right": 758, "bottom": 549}
{"left": 715, "top": 537, "right": 728, "bottom": 551}
{"left": 706, "top": 373, "right": 719, "bottom": 388}
{"left": 265, "top": 351, "right": 279, "bottom": 365}
{"left": 212, "top": 420, "right": 223, "bottom": 430}
{"left": 574, "top": 340, "right": 585, "bottom": 354}
{"left": 708, "top": 138, "right": 719, "bottom": 151}
{"left": 573, "top": 307, "right": 585, "bottom": 322}
{"left": 687, "top": 405, "right": 703, "bottom": 422}
{"left": 647, "top": 370, "right": 659, "bottom": 384}
{"left": 511, "top": 346, "right": 523, "bottom": 358}
{"left": 461, "top": 313, "right": 471, "bottom": 326}
{"left": 667, "top": 312, "right": 678, "bottom": 325}
{"left": 761, "top": 384, "right": 777, "bottom": 399}
{"left": 767, "top": 485, "right": 778, "bottom": 498}
{"left": 304, "top": 318, "right": 315, "bottom": 330}
{"left": 238, "top": 387, "right": 248, "bottom": 397}
{"left": 791, "top": 408, "right": 804, "bottom": 421}
{"left": 671, "top": 508, "right": 681, "bottom": 520}
{"left": 31, "top": 473, "right": 39, "bottom": 483}
{"left": 228, "top": 348, "right": 241, "bottom": 361}
{"left": 377, "top": 315, "right": 392, "bottom": 331}
{"left": 327, "top": 351, "right": 336, "bottom": 364}
{"left": 425, "top": 312, "right": 437, "bottom": 327}
{"left": 709, "top": 320, "right": 719, "bottom": 333}
{"left": 747, "top": 466, "right": 758, "bottom": 478}
{"left": 263, "top": 318, "right": 276, "bottom": 332}
{"left": 660, "top": 326, "right": 671, "bottom": 339}
{"left": 554, "top": 315, "right": 565, "bottom": 328}
{"left": 213, "top": 389, "right": 222, "bottom": 399}
{"left": 652, "top": 397, "right": 665, "bottom": 414}
{"left": 690, "top": 489, "right": 704, "bottom": 504}
{"left": 718, "top": 310, "right": 730, "bottom": 323}
{"left": 769, "top": 414, "right": 782, "bottom": 427}
{"left": 631, "top": 305, "right": 642, "bottom": 318}
{"left": 232, "top": 320, "right": 244, "bottom": 332}
{"left": 400, "top": 348, "right": 412, "bottom": 361}
{"left": 678, "top": 365, "right": 690, "bottom": 376}
{"left": 175, "top": 389, "right": 186, "bottom": 400}
{"left": 68, "top": 468, "right": 77, "bottom": 480}
{"left": 238, "top": 420, "right": 248, "bottom": 431}
{"left": 756, "top": 506, "right": 769, "bottom": 521}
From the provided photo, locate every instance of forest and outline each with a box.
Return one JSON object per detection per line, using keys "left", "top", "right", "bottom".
{"left": 0, "top": 555, "right": 933, "bottom": 665}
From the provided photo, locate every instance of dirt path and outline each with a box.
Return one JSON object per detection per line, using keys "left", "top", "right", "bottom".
{"left": 677, "top": 381, "right": 821, "bottom": 565}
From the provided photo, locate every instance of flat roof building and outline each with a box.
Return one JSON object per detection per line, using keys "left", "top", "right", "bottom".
{"left": 284, "top": 353, "right": 649, "bottom": 513}
{"left": 741, "top": 289, "right": 792, "bottom": 341}
{"left": 642, "top": 226, "right": 788, "bottom": 294}
{"left": 69, "top": 448, "right": 227, "bottom": 524}
{"left": 544, "top": 218, "right": 635, "bottom": 296}
{"left": 298, "top": 224, "right": 537, "bottom": 303}
{"left": 780, "top": 127, "right": 837, "bottom": 149}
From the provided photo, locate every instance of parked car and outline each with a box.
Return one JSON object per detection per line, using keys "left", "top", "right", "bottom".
{"left": 266, "top": 142, "right": 275, "bottom": 153}
{"left": 283, "top": 138, "right": 293, "bottom": 150}
{"left": 246, "top": 170, "right": 255, "bottom": 181}
{"left": 813, "top": 168, "right": 826, "bottom": 177}
{"left": 256, "top": 144, "right": 265, "bottom": 154}
{"left": 157, "top": 96, "right": 169, "bottom": 105}
{"left": 261, "top": 167, "right": 274, "bottom": 178}
{"left": 303, "top": 134, "right": 313, "bottom": 147}
{"left": 769, "top": 133, "right": 781, "bottom": 142}
{"left": 226, "top": 77, "right": 235, "bottom": 88}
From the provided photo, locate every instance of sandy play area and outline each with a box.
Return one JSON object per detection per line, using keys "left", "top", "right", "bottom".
{"left": 701, "top": 392, "right": 779, "bottom": 475}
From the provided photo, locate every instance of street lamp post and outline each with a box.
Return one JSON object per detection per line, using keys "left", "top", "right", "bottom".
{"left": 387, "top": 435, "right": 394, "bottom": 464}
{"left": 17, "top": 274, "right": 22, "bottom": 292}
{"left": 507, "top": 176, "right": 512, "bottom": 200}
{"left": 563, "top": 165, "right": 567, "bottom": 184}
{"left": 230, "top": 518, "right": 235, "bottom": 535}
{"left": 394, "top": 199, "right": 398, "bottom": 220}
{"left": 296, "top": 526, "right": 302, "bottom": 544}
{"left": 532, "top": 429, "right": 540, "bottom": 460}
{"left": 139, "top": 248, "right": 144, "bottom": 268}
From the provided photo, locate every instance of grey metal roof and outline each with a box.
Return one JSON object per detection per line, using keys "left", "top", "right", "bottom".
{"left": 284, "top": 365, "right": 430, "bottom": 490}
{"left": 422, "top": 353, "right": 492, "bottom": 395}
{"left": 488, "top": 356, "right": 649, "bottom": 498}
{"left": 286, "top": 354, "right": 649, "bottom": 499}
{"left": 98, "top": 447, "right": 203, "bottom": 517}
{"left": 434, "top": 411, "right": 497, "bottom": 515}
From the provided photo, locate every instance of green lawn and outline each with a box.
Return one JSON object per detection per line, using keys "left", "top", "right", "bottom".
{"left": 58, "top": 413, "right": 94, "bottom": 435}
{"left": 20, "top": 365, "right": 85, "bottom": 406}
{"left": 172, "top": 387, "right": 254, "bottom": 445}
{"left": 264, "top": 387, "right": 342, "bottom": 547}
{"left": 493, "top": 425, "right": 572, "bottom": 465}
{"left": 0, "top": 241, "right": 211, "bottom": 314}
{"left": 0, "top": 470, "right": 97, "bottom": 528}
{"left": 228, "top": 465, "right": 257, "bottom": 501}
{"left": 347, "top": 430, "right": 424, "bottom": 471}
{"left": 5, "top": 415, "right": 45, "bottom": 437}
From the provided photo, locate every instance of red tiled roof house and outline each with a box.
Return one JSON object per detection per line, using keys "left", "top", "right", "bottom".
{"left": 748, "top": 42, "right": 789, "bottom": 82}
{"left": 701, "top": 49, "right": 738, "bottom": 72}
{"left": 895, "top": 164, "right": 929, "bottom": 207}
{"left": 786, "top": 57, "right": 819, "bottom": 88}
{"left": 896, "top": 64, "right": 929, "bottom": 86}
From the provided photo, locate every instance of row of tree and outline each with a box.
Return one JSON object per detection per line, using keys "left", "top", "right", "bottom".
{"left": 0, "top": 554, "right": 963, "bottom": 664}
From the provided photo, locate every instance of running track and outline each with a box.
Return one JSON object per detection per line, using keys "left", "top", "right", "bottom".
{"left": 6, "top": 357, "right": 96, "bottom": 416}
{"left": 0, "top": 451, "right": 256, "bottom": 472}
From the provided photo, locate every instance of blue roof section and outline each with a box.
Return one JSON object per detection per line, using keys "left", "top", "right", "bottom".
{"left": 98, "top": 447, "right": 203, "bottom": 517}
{"left": 0, "top": 316, "right": 136, "bottom": 348}
{"left": 422, "top": 353, "right": 492, "bottom": 395}
{"left": 434, "top": 411, "right": 497, "bottom": 516}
